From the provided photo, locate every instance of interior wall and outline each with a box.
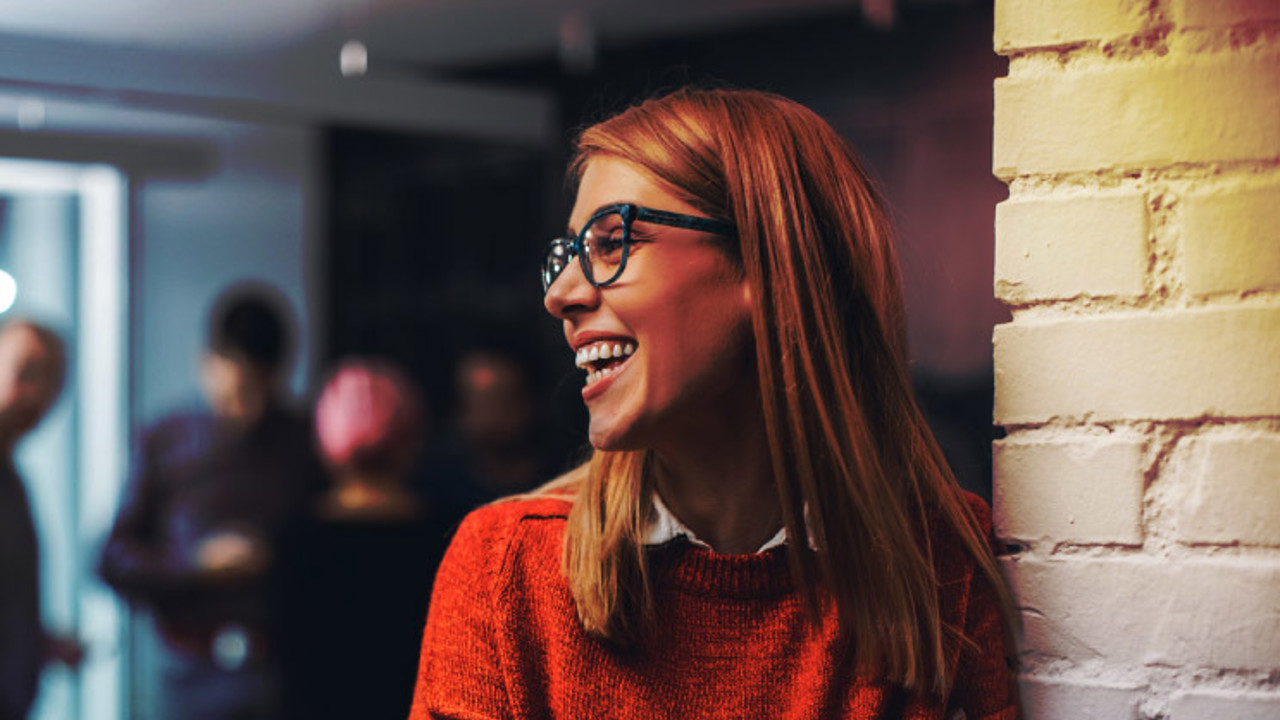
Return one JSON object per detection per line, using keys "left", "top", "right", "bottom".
{"left": 132, "top": 120, "right": 321, "bottom": 423}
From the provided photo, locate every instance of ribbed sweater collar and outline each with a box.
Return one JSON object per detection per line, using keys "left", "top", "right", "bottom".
{"left": 647, "top": 540, "right": 796, "bottom": 599}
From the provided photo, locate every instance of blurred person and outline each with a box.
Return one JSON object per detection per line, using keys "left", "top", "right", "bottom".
{"left": 99, "top": 283, "right": 325, "bottom": 720}
{"left": 313, "top": 358, "right": 426, "bottom": 520}
{"left": 411, "top": 88, "right": 1017, "bottom": 719}
{"left": 0, "top": 320, "right": 83, "bottom": 720}
{"left": 275, "top": 358, "right": 450, "bottom": 720}
{"left": 425, "top": 346, "right": 557, "bottom": 517}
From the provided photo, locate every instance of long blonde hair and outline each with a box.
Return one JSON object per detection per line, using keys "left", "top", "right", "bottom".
{"left": 544, "top": 87, "right": 1014, "bottom": 697}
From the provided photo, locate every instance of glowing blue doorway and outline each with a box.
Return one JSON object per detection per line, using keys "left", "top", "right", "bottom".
{"left": 0, "top": 158, "right": 127, "bottom": 720}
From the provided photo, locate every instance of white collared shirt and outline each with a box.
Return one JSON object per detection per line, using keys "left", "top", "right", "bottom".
{"left": 643, "top": 492, "right": 790, "bottom": 554}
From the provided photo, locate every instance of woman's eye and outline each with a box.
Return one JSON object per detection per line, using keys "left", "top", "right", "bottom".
{"left": 593, "top": 237, "right": 625, "bottom": 258}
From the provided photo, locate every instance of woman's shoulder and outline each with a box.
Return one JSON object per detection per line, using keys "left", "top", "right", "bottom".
{"left": 927, "top": 490, "right": 994, "bottom": 539}
{"left": 455, "top": 462, "right": 585, "bottom": 538}
{"left": 469, "top": 494, "right": 573, "bottom": 527}
{"left": 960, "top": 490, "right": 993, "bottom": 533}
{"left": 924, "top": 490, "right": 997, "bottom": 584}
{"left": 432, "top": 495, "right": 574, "bottom": 610}
{"left": 447, "top": 494, "right": 574, "bottom": 560}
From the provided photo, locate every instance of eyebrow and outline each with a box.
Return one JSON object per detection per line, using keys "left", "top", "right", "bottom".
{"left": 566, "top": 202, "right": 633, "bottom": 238}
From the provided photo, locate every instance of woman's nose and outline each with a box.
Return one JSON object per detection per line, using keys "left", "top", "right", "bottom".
{"left": 543, "top": 258, "right": 600, "bottom": 320}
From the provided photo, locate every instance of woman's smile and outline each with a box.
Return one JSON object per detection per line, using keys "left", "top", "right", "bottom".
{"left": 574, "top": 339, "right": 636, "bottom": 396}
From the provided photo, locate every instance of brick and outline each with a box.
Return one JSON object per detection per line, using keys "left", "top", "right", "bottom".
{"left": 995, "top": 0, "right": 1149, "bottom": 52}
{"left": 1020, "top": 677, "right": 1142, "bottom": 720}
{"left": 1173, "top": 0, "right": 1280, "bottom": 28}
{"left": 1006, "top": 555, "right": 1280, "bottom": 668}
{"left": 1169, "top": 690, "right": 1280, "bottom": 720}
{"left": 995, "top": 194, "right": 1148, "bottom": 302}
{"left": 994, "top": 438, "right": 1144, "bottom": 544}
{"left": 994, "top": 52, "right": 1280, "bottom": 177}
{"left": 1183, "top": 182, "right": 1280, "bottom": 296}
{"left": 994, "top": 306, "right": 1280, "bottom": 424}
{"left": 1167, "top": 433, "right": 1280, "bottom": 546}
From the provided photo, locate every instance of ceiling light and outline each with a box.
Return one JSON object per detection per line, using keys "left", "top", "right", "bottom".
{"left": 340, "top": 40, "right": 368, "bottom": 77}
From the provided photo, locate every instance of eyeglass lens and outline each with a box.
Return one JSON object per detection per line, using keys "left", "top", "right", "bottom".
{"left": 581, "top": 210, "right": 628, "bottom": 285}
{"left": 542, "top": 208, "right": 630, "bottom": 293}
{"left": 542, "top": 240, "right": 572, "bottom": 292}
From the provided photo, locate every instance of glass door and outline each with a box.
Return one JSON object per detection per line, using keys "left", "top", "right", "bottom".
{"left": 0, "top": 158, "right": 127, "bottom": 720}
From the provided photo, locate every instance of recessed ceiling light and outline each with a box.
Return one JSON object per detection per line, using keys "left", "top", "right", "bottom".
{"left": 340, "top": 40, "right": 368, "bottom": 77}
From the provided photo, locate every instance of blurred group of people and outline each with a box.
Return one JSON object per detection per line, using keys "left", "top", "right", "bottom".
{"left": 1, "top": 282, "right": 557, "bottom": 720}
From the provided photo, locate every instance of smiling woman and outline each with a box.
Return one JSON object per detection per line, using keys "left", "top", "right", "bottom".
{"left": 410, "top": 87, "right": 1019, "bottom": 720}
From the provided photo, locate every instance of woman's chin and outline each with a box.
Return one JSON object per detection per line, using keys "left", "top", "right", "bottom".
{"left": 587, "top": 425, "right": 633, "bottom": 452}
{"left": 587, "top": 413, "right": 648, "bottom": 452}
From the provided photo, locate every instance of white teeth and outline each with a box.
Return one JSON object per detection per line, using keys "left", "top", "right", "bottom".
{"left": 586, "top": 365, "right": 615, "bottom": 386}
{"left": 575, "top": 340, "right": 638, "bottom": 373}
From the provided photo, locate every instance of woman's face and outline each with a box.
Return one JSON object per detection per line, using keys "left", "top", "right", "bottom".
{"left": 545, "top": 156, "right": 755, "bottom": 451}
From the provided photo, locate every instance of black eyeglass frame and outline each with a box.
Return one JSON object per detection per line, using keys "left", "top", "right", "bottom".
{"left": 541, "top": 203, "right": 737, "bottom": 293}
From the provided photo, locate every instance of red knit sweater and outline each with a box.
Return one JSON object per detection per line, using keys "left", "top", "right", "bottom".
{"left": 411, "top": 495, "right": 1016, "bottom": 720}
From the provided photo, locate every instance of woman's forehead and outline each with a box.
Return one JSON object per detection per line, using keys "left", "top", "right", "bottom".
{"left": 570, "top": 157, "right": 700, "bottom": 231}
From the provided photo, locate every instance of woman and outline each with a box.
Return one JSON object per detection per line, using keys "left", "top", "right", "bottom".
{"left": 411, "top": 88, "right": 1018, "bottom": 719}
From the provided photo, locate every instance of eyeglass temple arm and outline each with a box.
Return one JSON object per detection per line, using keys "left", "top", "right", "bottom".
{"left": 635, "top": 207, "right": 736, "bottom": 237}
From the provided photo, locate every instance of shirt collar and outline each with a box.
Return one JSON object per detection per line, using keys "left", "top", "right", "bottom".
{"left": 643, "top": 492, "right": 789, "bottom": 554}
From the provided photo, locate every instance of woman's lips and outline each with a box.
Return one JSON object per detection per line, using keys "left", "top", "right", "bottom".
{"left": 581, "top": 352, "right": 633, "bottom": 401}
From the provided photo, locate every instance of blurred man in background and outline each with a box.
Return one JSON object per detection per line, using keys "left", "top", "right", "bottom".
{"left": 0, "top": 320, "right": 83, "bottom": 720}
{"left": 422, "top": 344, "right": 557, "bottom": 519}
{"left": 99, "top": 283, "right": 325, "bottom": 720}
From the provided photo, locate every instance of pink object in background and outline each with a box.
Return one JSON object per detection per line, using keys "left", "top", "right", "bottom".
{"left": 315, "top": 360, "right": 423, "bottom": 472}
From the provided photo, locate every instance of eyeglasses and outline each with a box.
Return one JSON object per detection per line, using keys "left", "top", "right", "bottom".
{"left": 541, "top": 203, "right": 737, "bottom": 294}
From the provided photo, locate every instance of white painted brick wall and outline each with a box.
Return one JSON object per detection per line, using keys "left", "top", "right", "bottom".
{"left": 1006, "top": 556, "right": 1280, "bottom": 669}
{"left": 1163, "top": 431, "right": 1280, "bottom": 546}
{"left": 1171, "top": 0, "right": 1280, "bottom": 28}
{"left": 1020, "top": 677, "right": 1142, "bottom": 720}
{"left": 993, "top": 50, "right": 1280, "bottom": 177}
{"left": 1182, "top": 181, "right": 1280, "bottom": 296}
{"left": 994, "top": 306, "right": 1280, "bottom": 424}
{"left": 993, "top": 437, "right": 1145, "bottom": 545}
{"left": 995, "top": 194, "right": 1148, "bottom": 302}
{"left": 994, "top": 0, "right": 1148, "bottom": 52}
{"left": 1168, "top": 691, "right": 1280, "bottom": 720}
{"left": 993, "top": 0, "right": 1280, "bottom": 716}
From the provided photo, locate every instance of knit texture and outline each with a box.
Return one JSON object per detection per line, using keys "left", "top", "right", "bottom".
{"left": 411, "top": 495, "right": 1016, "bottom": 720}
